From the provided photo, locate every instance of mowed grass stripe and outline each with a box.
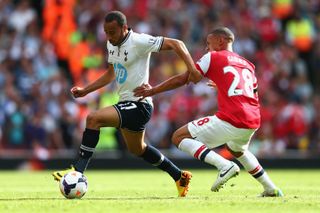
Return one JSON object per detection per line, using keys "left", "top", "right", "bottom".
{"left": 0, "top": 170, "right": 319, "bottom": 213}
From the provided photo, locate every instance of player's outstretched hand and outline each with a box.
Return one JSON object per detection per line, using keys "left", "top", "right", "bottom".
{"left": 133, "top": 84, "right": 154, "bottom": 99}
{"left": 207, "top": 80, "right": 217, "bottom": 89}
{"left": 70, "top": 86, "right": 88, "bottom": 98}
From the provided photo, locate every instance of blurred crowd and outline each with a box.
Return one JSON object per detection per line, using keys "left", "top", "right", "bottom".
{"left": 0, "top": 0, "right": 320, "bottom": 160}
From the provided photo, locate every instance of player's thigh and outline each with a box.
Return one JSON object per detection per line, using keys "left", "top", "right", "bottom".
{"left": 88, "top": 105, "right": 120, "bottom": 128}
{"left": 120, "top": 128, "right": 145, "bottom": 155}
{"left": 226, "top": 128, "right": 257, "bottom": 152}
{"left": 187, "top": 115, "right": 231, "bottom": 148}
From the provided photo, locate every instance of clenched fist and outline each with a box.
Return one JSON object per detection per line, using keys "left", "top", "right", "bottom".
{"left": 70, "top": 87, "right": 88, "bottom": 98}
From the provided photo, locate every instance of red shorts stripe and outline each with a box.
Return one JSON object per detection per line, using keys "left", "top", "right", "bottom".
{"left": 194, "top": 145, "right": 207, "bottom": 159}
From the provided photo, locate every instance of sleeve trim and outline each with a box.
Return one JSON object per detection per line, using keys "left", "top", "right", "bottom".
{"left": 157, "top": 37, "right": 164, "bottom": 52}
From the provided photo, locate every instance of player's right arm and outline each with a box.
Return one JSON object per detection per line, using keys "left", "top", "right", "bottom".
{"left": 71, "top": 64, "right": 115, "bottom": 98}
{"left": 133, "top": 72, "right": 189, "bottom": 98}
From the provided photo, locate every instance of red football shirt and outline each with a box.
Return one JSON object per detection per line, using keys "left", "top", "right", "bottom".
{"left": 195, "top": 50, "right": 260, "bottom": 129}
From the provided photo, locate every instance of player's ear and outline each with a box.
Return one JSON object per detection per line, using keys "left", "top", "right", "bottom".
{"left": 122, "top": 24, "right": 128, "bottom": 31}
{"left": 219, "top": 37, "right": 225, "bottom": 49}
{"left": 219, "top": 37, "right": 224, "bottom": 44}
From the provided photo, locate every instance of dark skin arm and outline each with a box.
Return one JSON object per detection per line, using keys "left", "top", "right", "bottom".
{"left": 160, "top": 38, "right": 202, "bottom": 83}
{"left": 160, "top": 38, "right": 194, "bottom": 70}
{"left": 133, "top": 38, "right": 203, "bottom": 99}
{"left": 71, "top": 64, "right": 115, "bottom": 98}
{"left": 133, "top": 72, "right": 190, "bottom": 98}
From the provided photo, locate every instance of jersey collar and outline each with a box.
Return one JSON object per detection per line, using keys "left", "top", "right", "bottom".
{"left": 117, "top": 28, "right": 132, "bottom": 47}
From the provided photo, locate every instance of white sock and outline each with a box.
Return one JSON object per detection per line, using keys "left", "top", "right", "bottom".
{"left": 237, "top": 150, "right": 276, "bottom": 190}
{"left": 178, "top": 138, "right": 231, "bottom": 170}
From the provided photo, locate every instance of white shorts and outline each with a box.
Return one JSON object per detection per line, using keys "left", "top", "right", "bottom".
{"left": 187, "top": 115, "right": 257, "bottom": 152}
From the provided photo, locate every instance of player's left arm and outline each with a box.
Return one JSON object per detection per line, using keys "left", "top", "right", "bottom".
{"left": 85, "top": 64, "right": 115, "bottom": 92}
{"left": 160, "top": 38, "right": 202, "bottom": 83}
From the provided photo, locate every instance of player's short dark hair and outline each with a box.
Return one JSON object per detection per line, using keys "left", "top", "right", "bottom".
{"left": 210, "top": 27, "right": 235, "bottom": 42}
{"left": 104, "top": 11, "right": 127, "bottom": 26}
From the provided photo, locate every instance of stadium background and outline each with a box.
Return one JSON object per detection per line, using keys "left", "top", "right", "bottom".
{"left": 0, "top": 0, "right": 319, "bottom": 170}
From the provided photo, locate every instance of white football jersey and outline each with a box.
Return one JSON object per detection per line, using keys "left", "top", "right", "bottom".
{"left": 107, "top": 29, "right": 164, "bottom": 103}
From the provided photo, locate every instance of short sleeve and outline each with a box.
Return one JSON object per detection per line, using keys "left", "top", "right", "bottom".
{"left": 134, "top": 33, "right": 164, "bottom": 56}
{"left": 196, "top": 52, "right": 211, "bottom": 75}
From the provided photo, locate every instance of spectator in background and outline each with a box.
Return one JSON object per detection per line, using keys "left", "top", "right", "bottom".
{"left": 285, "top": 9, "right": 315, "bottom": 53}
{"left": 308, "top": 95, "right": 320, "bottom": 154}
{"left": 285, "top": 8, "right": 316, "bottom": 85}
{"left": 8, "top": 0, "right": 36, "bottom": 34}
{"left": 256, "top": 5, "right": 281, "bottom": 44}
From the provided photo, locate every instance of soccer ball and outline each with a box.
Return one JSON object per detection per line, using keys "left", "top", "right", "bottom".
{"left": 59, "top": 171, "right": 88, "bottom": 199}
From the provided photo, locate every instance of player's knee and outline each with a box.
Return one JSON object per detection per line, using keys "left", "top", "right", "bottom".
{"left": 226, "top": 145, "right": 243, "bottom": 158}
{"left": 172, "top": 126, "right": 192, "bottom": 147}
{"left": 86, "top": 112, "right": 99, "bottom": 128}
{"left": 171, "top": 130, "right": 183, "bottom": 147}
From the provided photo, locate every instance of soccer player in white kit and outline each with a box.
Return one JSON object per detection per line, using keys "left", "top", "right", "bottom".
{"left": 134, "top": 27, "right": 283, "bottom": 197}
{"left": 52, "top": 11, "right": 198, "bottom": 197}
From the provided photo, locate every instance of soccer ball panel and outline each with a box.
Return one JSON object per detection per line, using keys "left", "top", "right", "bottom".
{"left": 59, "top": 171, "right": 88, "bottom": 199}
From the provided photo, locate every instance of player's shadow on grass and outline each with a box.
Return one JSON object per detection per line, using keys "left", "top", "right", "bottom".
{"left": 0, "top": 196, "right": 202, "bottom": 201}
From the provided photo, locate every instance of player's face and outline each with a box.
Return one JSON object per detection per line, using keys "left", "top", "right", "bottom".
{"left": 206, "top": 34, "right": 225, "bottom": 52}
{"left": 104, "top": 20, "right": 127, "bottom": 46}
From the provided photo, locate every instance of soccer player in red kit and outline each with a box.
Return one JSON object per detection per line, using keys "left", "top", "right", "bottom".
{"left": 134, "top": 27, "right": 283, "bottom": 197}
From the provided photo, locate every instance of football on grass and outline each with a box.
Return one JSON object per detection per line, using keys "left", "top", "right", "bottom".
{"left": 59, "top": 171, "right": 88, "bottom": 199}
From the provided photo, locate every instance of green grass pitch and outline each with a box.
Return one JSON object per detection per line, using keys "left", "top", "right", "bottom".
{"left": 0, "top": 169, "right": 319, "bottom": 213}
